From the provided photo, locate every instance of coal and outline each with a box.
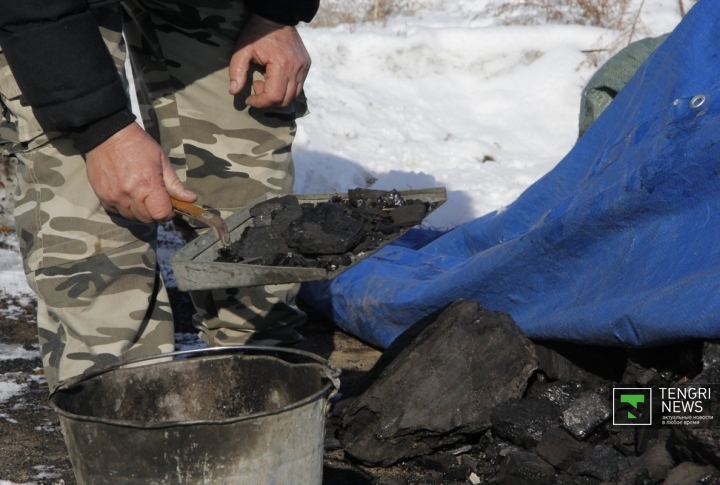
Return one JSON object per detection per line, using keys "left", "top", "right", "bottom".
{"left": 223, "top": 226, "right": 291, "bottom": 265}
{"left": 282, "top": 202, "right": 365, "bottom": 254}
{"left": 214, "top": 189, "right": 431, "bottom": 270}
{"left": 561, "top": 391, "right": 610, "bottom": 440}
{"left": 248, "top": 194, "right": 301, "bottom": 228}
{"left": 569, "top": 444, "right": 623, "bottom": 482}
{"left": 534, "top": 341, "right": 626, "bottom": 382}
{"left": 535, "top": 427, "right": 592, "bottom": 471}
{"left": 339, "top": 299, "right": 537, "bottom": 466}
{"left": 528, "top": 381, "right": 585, "bottom": 408}
{"left": 491, "top": 397, "right": 563, "bottom": 449}
{"left": 555, "top": 472, "right": 601, "bottom": 485}
{"left": 540, "top": 342, "right": 629, "bottom": 381}
{"left": 348, "top": 188, "right": 406, "bottom": 208}
{"left": 673, "top": 428, "right": 720, "bottom": 469}
{"left": 497, "top": 451, "right": 555, "bottom": 485}
{"left": 663, "top": 462, "right": 719, "bottom": 485}
{"left": 617, "top": 439, "right": 674, "bottom": 484}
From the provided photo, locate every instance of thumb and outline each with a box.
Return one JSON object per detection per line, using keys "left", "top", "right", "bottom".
{"left": 228, "top": 49, "right": 253, "bottom": 95}
{"left": 162, "top": 157, "right": 197, "bottom": 202}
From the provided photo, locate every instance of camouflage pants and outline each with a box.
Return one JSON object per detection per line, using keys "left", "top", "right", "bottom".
{"left": 0, "top": 1, "right": 306, "bottom": 392}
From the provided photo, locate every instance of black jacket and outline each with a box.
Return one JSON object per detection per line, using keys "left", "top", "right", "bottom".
{"left": 0, "top": 0, "right": 319, "bottom": 152}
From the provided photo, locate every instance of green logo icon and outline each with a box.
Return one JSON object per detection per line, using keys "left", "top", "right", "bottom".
{"left": 613, "top": 388, "right": 652, "bottom": 426}
{"left": 621, "top": 394, "right": 645, "bottom": 419}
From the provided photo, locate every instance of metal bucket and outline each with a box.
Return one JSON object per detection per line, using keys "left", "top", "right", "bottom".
{"left": 49, "top": 347, "right": 340, "bottom": 485}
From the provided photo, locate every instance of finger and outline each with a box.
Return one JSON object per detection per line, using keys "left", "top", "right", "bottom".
{"left": 295, "top": 79, "right": 304, "bottom": 101}
{"left": 246, "top": 64, "right": 288, "bottom": 108}
{"left": 161, "top": 157, "right": 197, "bottom": 203}
{"left": 131, "top": 198, "right": 156, "bottom": 224}
{"left": 282, "top": 81, "right": 295, "bottom": 107}
{"left": 228, "top": 50, "right": 253, "bottom": 95}
{"left": 144, "top": 187, "right": 174, "bottom": 222}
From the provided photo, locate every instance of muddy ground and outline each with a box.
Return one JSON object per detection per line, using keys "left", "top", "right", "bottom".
{"left": 0, "top": 288, "right": 465, "bottom": 485}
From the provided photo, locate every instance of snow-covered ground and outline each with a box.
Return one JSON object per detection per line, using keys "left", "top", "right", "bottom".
{"left": 293, "top": 0, "right": 687, "bottom": 228}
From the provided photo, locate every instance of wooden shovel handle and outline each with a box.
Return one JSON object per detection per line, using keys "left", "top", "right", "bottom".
{"left": 170, "top": 197, "right": 232, "bottom": 248}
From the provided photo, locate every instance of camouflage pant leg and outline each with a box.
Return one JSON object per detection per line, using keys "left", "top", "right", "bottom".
{"left": 123, "top": 0, "right": 307, "bottom": 346}
{"left": 0, "top": 7, "right": 175, "bottom": 393}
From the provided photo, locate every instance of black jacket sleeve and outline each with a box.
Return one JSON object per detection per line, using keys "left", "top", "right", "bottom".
{"left": 0, "top": 0, "right": 134, "bottom": 152}
{"left": 246, "top": 0, "right": 320, "bottom": 25}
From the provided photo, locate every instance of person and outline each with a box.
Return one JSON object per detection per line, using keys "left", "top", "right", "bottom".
{"left": 0, "top": 0, "right": 319, "bottom": 393}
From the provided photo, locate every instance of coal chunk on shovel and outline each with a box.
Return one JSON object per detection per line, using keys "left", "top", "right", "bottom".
{"left": 282, "top": 202, "right": 365, "bottom": 254}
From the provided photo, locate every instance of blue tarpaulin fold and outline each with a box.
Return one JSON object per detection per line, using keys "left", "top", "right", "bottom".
{"left": 300, "top": 0, "right": 720, "bottom": 349}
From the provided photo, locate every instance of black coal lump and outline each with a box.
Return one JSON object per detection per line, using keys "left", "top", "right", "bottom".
{"left": 282, "top": 202, "right": 365, "bottom": 254}
{"left": 249, "top": 194, "right": 300, "bottom": 227}
{"left": 269, "top": 204, "right": 303, "bottom": 232}
{"left": 349, "top": 205, "right": 391, "bottom": 224}
{"left": 353, "top": 231, "right": 386, "bottom": 254}
{"left": 231, "top": 226, "right": 290, "bottom": 264}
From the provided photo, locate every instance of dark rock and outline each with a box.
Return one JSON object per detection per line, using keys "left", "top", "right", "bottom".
{"left": 443, "top": 463, "right": 473, "bottom": 481}
{"left": 282, "top": 202, "right": 365, "bottom": 254}
{"left": 352, "top": 231, "right": 386, "bottom": 254}
{"left": 663, "top": 462, "right": 719, "bottom": 485}
{"left": 349, "top": 205, "right": 391, "bottom": 224}
{"left": 497, "top": 451, "right": 555, "bottom": 485}
{"left": 460, "top": 454, "right": 479, "bottom": 473}
{"left": 628, "top": 341, "right": 703, "bottom": 384}
{"left": 339, "top": 300, "right": 537, "bottom": 466}
{"left": 561, "top": 391, "right": 610, "bottom": 440}
{"left": 348, "top": 188, "right": 406, "bottom": 208}
{"left": 635, "top": 439, "right": 674, "bottom": 482}
{"left": 534, "top": 342, "right": 620, "bottom": 382}
{"left": 374, "top": 479, "right": 405, "bottom": 485}
{"left": 267, "top": 203, "right": 304, "bottom": 232}
{"left": 569, "top": 444, "right": 622, "bottom": 482}
{"left": 248, "top": 194, "right": 300, "bottom": 228}
{"left": 529, "top": 381, "right": 585, "bottom": 409}
{"left": 536, "top": 427, "right": 592, "bottom": 471}
{"left": 696, "top": 341, "right": 720, "bottom": 385}
{"left": 617, "top": 439, "right": 674, "bottom": 485}
{"left": 390, "top": 202, "right": 428, "bottom": 228}
{"left": 416, "top": 452, "right": 456, "bottom": 472}
{"left": 533, "top": 341, "right": 627, "bottom": 382}
{"left": 230, "top": 225, "right": 291, "bottom": 264}
{"left": 636, "top": 427, "right": 660, "bottom": 455}
{"left": 673, "top": 428, "right": 720, "bottom": 468}
{"left": 555, "top": 472, "right": 600, "bottom": 485}
{"left": 491, "top": 398, "right": 563, "bottom": 449}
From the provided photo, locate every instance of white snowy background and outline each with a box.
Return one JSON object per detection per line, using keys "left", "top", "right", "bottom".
{"left": 0, "top": 0, "right": 691, "bottom": 481}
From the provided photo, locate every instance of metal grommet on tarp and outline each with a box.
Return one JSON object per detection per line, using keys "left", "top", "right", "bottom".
{"left": 690, "top": 94, "right": 706, "bottom": 108}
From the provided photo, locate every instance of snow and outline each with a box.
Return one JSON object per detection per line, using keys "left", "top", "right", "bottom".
{"left": 0, "top": 233, "right": 31, "bottom": 300}
{"left": 0, "top": 375, "right": 27, "bottom": 404}
{"left": 293, "top": 0, "right": 686, "bottom": 228}
{"left": 0, "top": 344, "right": 39, "bottom": 361}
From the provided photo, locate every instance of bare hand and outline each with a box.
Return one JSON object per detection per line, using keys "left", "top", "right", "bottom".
{"left": 228, "top": 14, "right": 311, "bottom": 108}
{"left": 85, "top": 123, "right": 197, "bottom": 223}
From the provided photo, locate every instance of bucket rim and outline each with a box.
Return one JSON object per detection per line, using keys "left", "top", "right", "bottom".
{"left": 49, "top": 346, "right": 341, "bottom": 429}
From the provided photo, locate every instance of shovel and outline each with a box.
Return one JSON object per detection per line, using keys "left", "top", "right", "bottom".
{"left": 170, "top": 197, "right": 232, "bottom": 249}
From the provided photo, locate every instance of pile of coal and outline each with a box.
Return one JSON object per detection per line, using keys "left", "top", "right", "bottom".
{"left": 215, "top": 189, "right": 432, "bottom": 271}
{"left": 328, "top": 299, "right": 720, "bottom": 484}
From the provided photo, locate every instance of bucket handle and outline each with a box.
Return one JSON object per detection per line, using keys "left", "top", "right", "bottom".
{"left": 322, "top": 364, "right": 342, "bottom": 413}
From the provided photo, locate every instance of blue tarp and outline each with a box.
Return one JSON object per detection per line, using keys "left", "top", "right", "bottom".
{"left": 300, "top": 0, "right": 720, "bottom": 349}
